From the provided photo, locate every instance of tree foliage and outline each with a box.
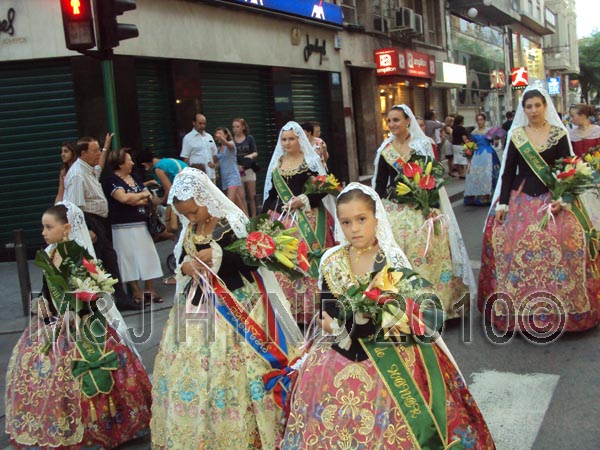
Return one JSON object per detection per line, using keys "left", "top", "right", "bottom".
{"left": 576, "top": 32, "right": 600, "bottom": 103}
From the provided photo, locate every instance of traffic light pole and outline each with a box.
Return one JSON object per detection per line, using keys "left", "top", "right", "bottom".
{"left": 101, "top": 52, "right": 120, "bottom": 149}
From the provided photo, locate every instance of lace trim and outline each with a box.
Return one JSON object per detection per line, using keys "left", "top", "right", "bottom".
{"left": 511, "top": 126, "right": 566, "bottom": 153}
{"left": 277, "top": 160, "right": 310, "bottom": 177}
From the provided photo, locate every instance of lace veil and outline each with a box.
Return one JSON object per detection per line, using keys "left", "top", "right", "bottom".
{"left": 319, "top": 182, "right": 411, "bottom": 288}
{"left": 262, "top": 121, "right": 336, "bottom": 215}
{"left": 372, "top": 104, "right": 435, "bottom": 189}
{"left": 168, "top": 167, "right": 249, "bottom": 262}
{"left": 46, "top": 201, "right": 96, "bottom": 258}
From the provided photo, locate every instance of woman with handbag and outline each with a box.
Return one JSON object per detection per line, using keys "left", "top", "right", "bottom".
{"left": 102, "top": 148, "right": 164, "bottom": 304}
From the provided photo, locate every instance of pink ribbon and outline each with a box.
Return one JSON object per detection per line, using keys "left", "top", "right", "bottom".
{"left": 419, "top": 214, "right": 446, "bottom": 257}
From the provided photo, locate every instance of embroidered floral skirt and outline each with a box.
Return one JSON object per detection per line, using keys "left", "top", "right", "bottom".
{"left": 281, "top": 344, "right": 495, "bottom": 449}
{"left": 5, "top": 320, "right": 152, "bottom": 450}
{"left": 384, "top": 200, "right": 469, "bottom": 319}
{"left": 151, "top": 280, "right": 284, "bottom": 450}
{"left": 268, "top": 209, "right": 335, "bottom": 325}
{"left": 478, "top": 191, "right": 600, "bottom": 332}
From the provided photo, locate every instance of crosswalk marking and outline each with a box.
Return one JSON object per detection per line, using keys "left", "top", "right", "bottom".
{"left": 468, "top": 371, "right": 560, "bottom": 450}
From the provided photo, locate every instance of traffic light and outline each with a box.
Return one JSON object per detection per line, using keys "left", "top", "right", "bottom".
{"left": 96, "top": 0, "right": 139, "bottom": 50}
{"left": 59, "top": 0, "right": 96, "bottom": 51}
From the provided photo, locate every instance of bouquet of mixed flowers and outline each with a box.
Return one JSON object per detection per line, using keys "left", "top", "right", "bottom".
{"left": 538, "top": 156, "right": 600, "bottom": 228}
{"left": 35, "top": 241, "right": 118, "bottom": 315}
{"left": 462, "top": 141, "right": 478, "bottom": 159}
{"left": 303, "top": 174, "right": 343, "bottom": 196}
{"left": 34, "top": 241, "right": 118, "bottom": 353}
{"left": 387, "top": 155, "right": 446, "bottom": 218}
{"left": 225, "top": 214, "right": 309, "bottom": 280}
{"left": 583, "top": 145, "right": 600, "bottom": 172}
{"left": 336, "top": 263, "right": 443, "bottom": 343}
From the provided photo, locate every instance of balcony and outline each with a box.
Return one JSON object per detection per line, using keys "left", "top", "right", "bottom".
{"left": 519, "top": 8, "right": 554, "bottom": 35}
{"left": 447, "top": 0, "right": 520, "bottom": 27}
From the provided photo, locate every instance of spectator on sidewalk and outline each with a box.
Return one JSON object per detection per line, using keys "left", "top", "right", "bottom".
{"left": 103, "top": 148, "right": 164, "bottom": 304}
{"left": 232, "top": 117, "right": 259, "bottom": 217}
{"left": 180, "top": 113, "right": 218, "bottom": 184}
{"left": 54, "top": 141, "right": 78, "bottom": 203}
{"left": 63, "top": 136, "right": 143, "bottom": 310}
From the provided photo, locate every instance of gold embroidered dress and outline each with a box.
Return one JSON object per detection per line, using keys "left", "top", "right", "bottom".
{"left": 282, "top": 247, "right": 495, "bottom": 450}
{"left": 375, "top": 141, "right": 471, "bottom": 319}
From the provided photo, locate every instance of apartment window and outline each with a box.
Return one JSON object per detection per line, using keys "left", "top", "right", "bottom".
{"left": 528, "top": 0, "right": 533, "bottom": 15}
{"left": 545, "top": 9, "right": 557, "bottom": 27}
{"left": 512, "top": 0, "right": 520, "bottom": 12}
{"left": 342, "top": 0, "right": 358, "bottom": 24}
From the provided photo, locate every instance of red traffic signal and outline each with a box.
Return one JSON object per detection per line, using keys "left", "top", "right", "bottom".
{"left": 96, "top": 0, "right": 139, "bottom": 50}
{"left": 59, "top": 0, "right": 96, "bottom": 51}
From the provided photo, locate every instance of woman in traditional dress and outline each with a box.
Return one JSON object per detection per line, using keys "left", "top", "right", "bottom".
{"left": 5, "top": 201, "right": 152, "bottom": 450}
{"left": 464, "top": 113, "right": 502, "bottom": 206}
{"left": 452, "top": 115, "right": 470, "bottom": 179}
{"left": 282, "top": 183, "right": 495, "bottom": 449}
{"left": 151, "top": 168, "right": 302, "bottom": 449}
{"left": 478, "top": 87, "right": 600, "bottom": 333}
{"left": 568, "top": 103, "right": 600, "bottom": 157}
{"left": 262, "top": 121, "right": 336, "bottom": 327}
{"left": 373, "top": 104, "right": 475, "bottom": 319}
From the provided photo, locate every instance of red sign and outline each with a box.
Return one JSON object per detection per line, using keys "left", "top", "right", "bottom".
{"left": 375, "top": 48, "right": 400, "bottom": 75}
{"left": 511, "top": 67, "right": 528, "bottom": 89}
{"left": 375, "top": 48, "right": 435, "bottom": 79}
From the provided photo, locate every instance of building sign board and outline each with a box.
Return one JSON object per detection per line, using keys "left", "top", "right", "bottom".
{"left": 213, "top": 0, "right": 343, "bottom": 27}
{"left": 374, "top": 47, "right": 435, "bottom": 79}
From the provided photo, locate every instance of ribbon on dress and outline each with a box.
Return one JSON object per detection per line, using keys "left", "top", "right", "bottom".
{"left": 211, "top": 271, "right": 295, "bottom": 409}
{"left": 419, "top": 214, "right": 446, "bottom": 257}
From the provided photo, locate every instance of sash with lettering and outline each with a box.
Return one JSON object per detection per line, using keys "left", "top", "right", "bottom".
{"left": 211, "top": 272, "right": 296, "bottom": 409}
{"left": 382, "top": 142, "right": 409, "bottom": 173}
{"left": 272, "top": 169, "right": 327, "bottom": 278}
{"left": 360, "top": 340, "right": 465, "bottom": 450}
{"left": 512, "top": 127, "right": 600, "bottom": 261}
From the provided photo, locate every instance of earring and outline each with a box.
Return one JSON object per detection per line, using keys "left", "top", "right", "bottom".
{"left": 63, "top": 232, "right": 69, "bottom": 241}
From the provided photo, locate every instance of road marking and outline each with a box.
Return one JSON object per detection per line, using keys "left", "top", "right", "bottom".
{"left": 468, "top": 370, "right": 559, "bottom": 450}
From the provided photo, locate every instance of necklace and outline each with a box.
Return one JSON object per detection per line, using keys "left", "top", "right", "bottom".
{"left": 349, "top": 241, "right": 378, "bottom": 263}
{"left": 528, "top": 120, "right": 547, "bottom": 132}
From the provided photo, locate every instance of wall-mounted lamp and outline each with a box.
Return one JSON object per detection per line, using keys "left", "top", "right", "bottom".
{"left": 482, "top": 0, "right": 492, "bottom": 6}
{"left": 467, "top": 7, "right": 478, "bottom": 18}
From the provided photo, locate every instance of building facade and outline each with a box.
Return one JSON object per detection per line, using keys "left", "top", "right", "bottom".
{"left": 0, "top": 0, "right": 348, "bottom": 249}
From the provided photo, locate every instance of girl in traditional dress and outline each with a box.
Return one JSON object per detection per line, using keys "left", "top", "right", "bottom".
{"left": 464, "top": 113, "right": 502, "bottom": 206}
{"left": 151, "top": 168, "right": 302, "bottom": 449}
{"left": 373, "top": 105, "right": 475, "bottom": 319}
{"left": 282, "top": 183, "right": 495, "bottom": 449}
{"left": 479, "top": 87, "right": 600, "bottom": 333}
{"left": 5, "top": 201, "right": 152, "bottom": 449}
{"left": 262, "top": 121, "right": 336, "bottom": 327}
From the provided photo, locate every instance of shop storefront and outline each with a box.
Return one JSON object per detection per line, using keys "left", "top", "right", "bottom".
{"left": 374, "top": 47, "right": 437, "bottom": 135}
{"left": 0, "top": 0, "right": 347, "bottom": 251}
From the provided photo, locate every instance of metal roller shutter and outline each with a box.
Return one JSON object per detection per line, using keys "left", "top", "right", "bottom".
{"left": 198, "top": 65, "right": 276, "bottom": 196}
{"left": 433, "top": 88, "right": 445, "bottom": 118}
{"left": 135, "top": 60, "right": 177, "bottom": 156}
{"left": 0, "top": 62, "right": 78, "bottom": 246}
{"left": 413, "top": 87, "right": 426, "bottom": 117}
{"left": 291, "top": 70, "right": 330, "bottom": 142}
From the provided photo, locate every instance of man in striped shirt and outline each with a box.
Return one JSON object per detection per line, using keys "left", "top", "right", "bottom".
{"left": 64, "top": 136, "right": 143, "bottom": 310}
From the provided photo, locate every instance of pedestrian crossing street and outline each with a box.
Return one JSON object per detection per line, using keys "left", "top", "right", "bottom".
{"left": 468, "top": 371, "right": 560, "bottom": 450}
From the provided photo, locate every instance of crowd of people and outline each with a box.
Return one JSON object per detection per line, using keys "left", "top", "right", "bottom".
{"left": 5, "top": 86, "right": 600, "bottom": 449}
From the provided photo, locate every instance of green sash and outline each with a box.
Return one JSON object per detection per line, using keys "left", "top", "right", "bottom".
{"left": 272, "top": 169, "right": 327, "bottom": 277}
{"left": 361, "top": 340, "right": 464, "bottom": 450}
{"left": 71, "top": 317, "right": 116, "bottom": 398}
{"left": 513, "top": 128, "right": 599, "bottom": 261}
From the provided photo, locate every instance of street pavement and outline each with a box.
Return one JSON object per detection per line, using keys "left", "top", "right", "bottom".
{"left": 2, "top": 174, "right": 599, "bottom": 449}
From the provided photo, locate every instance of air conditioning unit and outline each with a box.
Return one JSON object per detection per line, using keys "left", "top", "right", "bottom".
{"left": 413, "top": 13, "right": 424, "bottom": 35}
{"left": 374, "top": 17, "right": 389, "bottom": 33}
{"left": 392, "top": 7, "right": 415, "bottom": 31}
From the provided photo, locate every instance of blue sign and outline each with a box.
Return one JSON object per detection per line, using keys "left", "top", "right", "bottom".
{"left": 214, "top": 0, "right": 343, "bottom": 27}
{"left": 547, "top": 77, "right": 561, "bottom": 96}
